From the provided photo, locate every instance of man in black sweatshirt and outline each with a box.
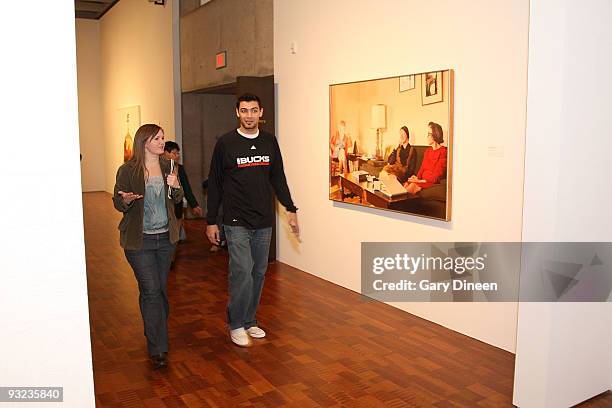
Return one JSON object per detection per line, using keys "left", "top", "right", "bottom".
{"left": 206, "top": 93, "right": 300, "bottom": 347}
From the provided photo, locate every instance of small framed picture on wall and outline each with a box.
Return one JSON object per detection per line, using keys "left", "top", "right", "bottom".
{"left": 422, "top": 71, "right": 443, "bottom": 105}
{"left": 399, "top": 75, "right": 415, "bottom": 92}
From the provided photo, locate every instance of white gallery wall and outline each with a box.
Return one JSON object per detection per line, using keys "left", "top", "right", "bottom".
{"left": 1, "top": 1, "right": 95, "bottom": 407}
{"left": 274, "top": 0, "right": 529, "bottom": 352}
{"left": 99, "top": 0, "right": 176, "bottom": 193}
{"left": 514, "top": 0, "right": 612, "bottom": 406}
{"left": 76, "top": 19, "right": 105, "bottom": 192}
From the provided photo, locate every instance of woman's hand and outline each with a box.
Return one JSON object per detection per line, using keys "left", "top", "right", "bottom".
{"left": 118, "top": 191, "right": 143, "bottom": 204}
{"left": 166, "top": 173, "right": 180, "bottom": 188}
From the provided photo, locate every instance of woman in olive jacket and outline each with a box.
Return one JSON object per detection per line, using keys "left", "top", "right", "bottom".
{"left": 112, "top": 123, "right": 183, "bottom": 369}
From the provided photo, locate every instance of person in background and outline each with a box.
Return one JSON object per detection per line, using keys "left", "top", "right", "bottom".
{"left": 329, "top": 120, "right": 352, "bottom": 177}
{"left": 382, "top": 125, "right": 417, "bottom": 184}
{"left": 163, "top": 141, "right": 202, "bottom": 241}
{"left": 206, "top": 93, "right": 300, "bottom": 347}
{"left": 202, "top": 178, "right": 226, "bottom": 253}
{"left": 112, "top": 124, "right": 183, "bottom": 369}
{"left": 403, "top": 122, "right": 447, "bottom": 194}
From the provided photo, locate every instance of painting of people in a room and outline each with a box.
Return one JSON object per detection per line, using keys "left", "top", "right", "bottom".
{"left": 329, "top": 70, "right": 453, "bottom": 221}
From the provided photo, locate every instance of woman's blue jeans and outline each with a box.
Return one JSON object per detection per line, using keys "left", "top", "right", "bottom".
{"left": 124, "top": 232, "right": 176, "bottom": 356}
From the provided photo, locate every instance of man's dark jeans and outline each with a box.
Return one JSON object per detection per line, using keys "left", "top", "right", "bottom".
{"left": 124, "top": 232, "right": 175, "bottom": 356}
{"left": 224, "top": 225, "right": 272, "bottom": 330}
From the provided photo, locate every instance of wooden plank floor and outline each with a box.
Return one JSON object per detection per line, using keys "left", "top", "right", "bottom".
{"left": 83, "top": 192, "right": 611, "bottom": 407}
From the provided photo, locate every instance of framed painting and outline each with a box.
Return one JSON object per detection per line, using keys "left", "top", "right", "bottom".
{"left": 421, "top": 71, "right": 443, "bottom": 105}
{"left": 399, "top": 75, "right": 415, "bottom": 92}
{"left": 119, "top": 105, "right": 141, "bottom": 162}
{"left": 329, "top": 70, "right": 454, "bottom": 221}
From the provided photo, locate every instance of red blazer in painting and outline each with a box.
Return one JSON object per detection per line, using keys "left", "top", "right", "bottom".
{"left": 416, "top": 146, "right": 447, "bottom": 188}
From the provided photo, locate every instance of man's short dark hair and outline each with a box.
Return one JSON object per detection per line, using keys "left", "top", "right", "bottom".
{"left": 236, "top": 93, "right": 262, "bottom": 109}
{"left": 164, "top": 140, "right": 180, "bottom": 153}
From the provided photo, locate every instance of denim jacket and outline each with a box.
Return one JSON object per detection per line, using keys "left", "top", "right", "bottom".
{"left": 112, "top": 158, "right": 184, "bottom": 250}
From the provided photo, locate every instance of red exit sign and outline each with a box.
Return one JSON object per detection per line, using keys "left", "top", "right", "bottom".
{"left": 215, "top": 51, "right": 226, "bottom": 69}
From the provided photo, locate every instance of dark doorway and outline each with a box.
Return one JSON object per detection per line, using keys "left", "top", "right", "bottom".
{"left": 181, "top": 75, "right": 276, "bottom": 261}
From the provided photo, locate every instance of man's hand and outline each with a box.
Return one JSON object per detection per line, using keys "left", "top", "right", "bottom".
{"left": 206, "top": 224, "right": 220, "bottom": 245}
{"left": 287, "top": 212, "right": 300, "bottom": 240}
{"left": 191, "top": 206, "right": 203, "bottom": 217}
{"left": 118, "top": 191, "right": 143, "bottom": 204}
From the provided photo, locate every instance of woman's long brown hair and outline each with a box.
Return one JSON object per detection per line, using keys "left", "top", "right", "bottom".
{"left": 129, "top": 124, "right": 163, "bottom": 180}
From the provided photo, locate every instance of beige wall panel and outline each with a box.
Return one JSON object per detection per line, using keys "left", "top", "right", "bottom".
{"left": 76, "top": 19, "right": 105, "bottom": 192}
{"left": 100, "top": 0, "right": 176, "bottom": 193}
{"left": 180, "top": 0, "right": 201, "bottom": 16}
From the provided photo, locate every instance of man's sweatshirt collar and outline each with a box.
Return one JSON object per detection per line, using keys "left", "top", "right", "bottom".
{"left": 237, "top": 128, "right": 259, "bottom": 139}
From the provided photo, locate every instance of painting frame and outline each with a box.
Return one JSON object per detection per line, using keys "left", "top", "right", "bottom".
{"left": 421, "top": 71, "right": 443, "bottom": 105}
{"left": 329, "top": 70, "right": 454, "bottom": 222}
{"left": 399, "top": 75, "right": 415, "bottom": 92}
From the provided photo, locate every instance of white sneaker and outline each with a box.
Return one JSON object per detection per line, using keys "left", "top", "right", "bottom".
{"left": 230, "top": 328, "right": 252, "bottom": 347}
{"left": 246, "top": 326, "right": 266, "bottom": 339}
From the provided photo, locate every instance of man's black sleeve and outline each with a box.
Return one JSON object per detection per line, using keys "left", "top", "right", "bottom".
{"left": 206, "top": 140, "right": 224, "bottom": 224}
{"left": 388, "top": 148, "right": 397, "bottom": 164}
{"left": 178, "top": 165, "right": 198, "bottom": 208}
{"left": 270, "top": 137, "right": 297, "bottom": 213}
